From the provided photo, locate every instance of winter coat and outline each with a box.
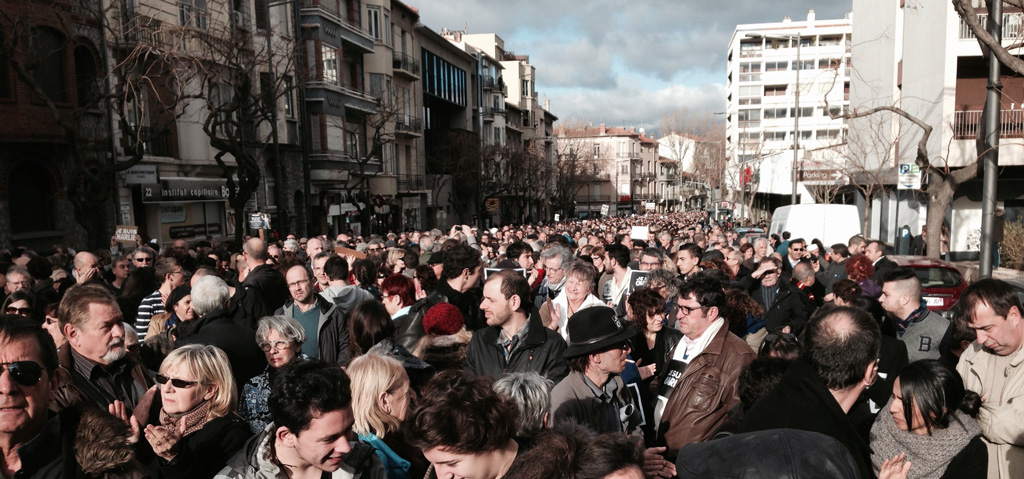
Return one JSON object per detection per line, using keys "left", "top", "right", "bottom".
{"left": 464, "top": 308, "right": 569, "bottom": 383}
{"left": 240, "top": 264, "right": 289, "bottom": 325}
{"left": 957, "top": 341, "right": 1024, "bottom": 479}
{"left": 276, "top": 295, "right": 352, "bottom": 366}
{"left": 412, "top": 328, "right": 473, "bottom": 372}
{"left": 549, "top": 371, "right": 642, "bottom": 435}
{"left": 215, "top": 424, "right": 386, "bottom": 479}
{"left": 175, "top": 308, "right": 267, "bottom": 385}
{"left": 52, "top": 344, "right": 153, "bottom": 412}
{"left": 748, "top": 280, "right": 809, "bottom": 334}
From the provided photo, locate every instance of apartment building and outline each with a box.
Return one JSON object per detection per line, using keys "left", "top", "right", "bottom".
{"left": 725, "top": 10, "right": 852, "bottom": 217}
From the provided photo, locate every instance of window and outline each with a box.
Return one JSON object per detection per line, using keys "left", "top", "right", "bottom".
{"left": 799, "top": 36, "right": 813, "bottom": 47}
{"left": 494, "top": 127, "right": 502, "bottom": 146}
{"left": 594, "top": 144, "right": 600, "bottom": 158}
{"left": 367, "top": 6, "right": 382, "bottom": 41}
{"left": 620, "top": 164, "right": 628, "bottom": 174}
{"left": 347, "top": 128, "right": 359, "bottom": 158}
{"left": 765, "top": 85, "right": 787, "bottom": 96}
{"left": 210, "top": 83, "right": 234, "bottom": 137}
{"left": 522, "top": 79, "right": 530, "bottom": 97}
{"left": 31, "top": 28, "right": 67, "bottom": 103}
{"left": 819, "top": 58, "right": 842, "bottom": 70}
{"left": 254, "top": 0, "right": 267, "bottom": 30}
{"left": 260, "top": 72, "right": 274, "bottom": 113}
{"left": 793, "top": 60, "right": 814, "bottom": 71}
{"left": 738, "top": 109, "right": 760, "bottom": 128}
{"left": 369, "top": 73, "right": 387, "bottom": 97}
{"left": 789, "top": 107, "right": 814, "bottom": 118}
{"left": 74, "top": 45, "right": 98, "bottom": 107}
{"left": 819, "top": 35, "right": 842, "bottom": 46}
{"left": 798, "top": 130, "right": 812, "bottom": 140}
{"left": 283, "top": 76, "right": 294, "bottom": 118}
{"left": 738, "top": 85, "right": 761, "bottom": 97}
{"left": 824, "top": 105, "right": 843, "bottom": 117}
{"left": 764, "top": 131, "right": 787, "bottom": 141}
{"left": 818, "top": 129, "right": 842, "bottom": 140}
{"left": 740, "top": 62, "right": 761, "bottom": 73}
{"left": 764, "top": 107, "right": 788, "bottom": 119}
{"left": 739, "top": 97, "right": 761, "bottom": 106}
{"left": 765, "top": 61, "right": 788, "bottom": 72}
{"left": 321, "top": 45, "right": 338, "bottom": 84}
{"left": 179, "top": 0, "right": 209, "bottom": 30}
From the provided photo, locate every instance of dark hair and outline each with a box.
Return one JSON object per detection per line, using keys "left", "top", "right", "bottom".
{"left": 2, "top": 289, "right": 39, "bottom": 322}
{"left": 802, "top": 305, "right": 881, "bottom": 390}
{"left": 502, "top": 422, "right": 595, "bottom": 479}
{"left": 832, "top": 279, "right": 862, "bottom": 305}
{"left": 381, "top": 274, "right": 415, "bottom": 306}
{"left": 723, "top": 287, "right": 766, "bottom": 338}
{"left": 739, "top": 357, "right": 791, "bottom": 411}
{"left": 850, "top": 295, "right": 898, "bottom": 338}
{"left": 402, "top": 248, "right": 419, "bottom": 269}
{"left": 627, "top": 287, "right": 664, "bottom": 335}
{"left": 324, "top": 255, "right": 349, "bottom": 281}
{"left": 955, "top": 278, "right": 1024, "bottom": 330}
{"left": 678, "top": 274, "right": 726, "bottom": 311}
{"left": 604, "top": 244, "right": 630, "bottom": 268}
{"left": 414, "top": 265, "right": 438, "bottom": 292}
{"left": 677, "top": 243, "right": 703, "bottom": 263}
{"left": 830, "top": 243, "right": 850, "bottom": 258}
{"left": 782, "top": 231, "right": 791, "bottom": 240}
{"left": 405, "top": 370, "right": 519, "bottom": 454}
{"left": 576, "top": 434, "right": 646, "bottom": 479}
{"left": 487, "top": 270, "right": 531, "bottom": 313}
{"left": 505, "top": 242, "right": 532, "bottom": 265}
{"left": 269, "top": 358, "right": 352, "bottom": 434}
{"left": 897, "top": 359, "right": 982, "bottom": 434}
{"left": 882, "top": 267, "right": 918, "bottom": 285}
{"left": 351, "top": 259, "right": 377, "bottom": 287}
{"left": 759, "top": 332, "right": 800, "bottom": 360}
{"left": 348, "top": 300, "right": 395, "bottom": 357}
{"left": 789, "top": 238, "right": 806, "bottom": 248}
{"left": 440, "top": 243, "right": 482, "bottom": 282}
{"left": 566, "top": 355, "right": 589, "bottom": 373}
{"left": 0, "top": 316, "right": 58, "bottom": 371}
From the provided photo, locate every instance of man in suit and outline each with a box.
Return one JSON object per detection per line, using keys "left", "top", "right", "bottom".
{"left": 866, "top": 240, "right": 897, "bottom": 283}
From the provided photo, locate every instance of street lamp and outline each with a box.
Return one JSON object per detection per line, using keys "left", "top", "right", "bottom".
{"left": 744, "top": 32, "right": 801, "bottom": 204}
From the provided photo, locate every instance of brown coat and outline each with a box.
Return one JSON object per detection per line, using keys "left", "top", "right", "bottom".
{"left": 656, "top": 323, "right": 754, "bottom": 458}
{"left": 52, "top": 344, "right": 154, "bottom": 412}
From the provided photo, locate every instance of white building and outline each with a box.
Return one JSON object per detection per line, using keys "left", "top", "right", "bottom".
{"left": 725, "top": 10, "right": 852, "bottom": 217}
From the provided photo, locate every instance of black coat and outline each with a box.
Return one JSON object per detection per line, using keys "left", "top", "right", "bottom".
{"left": 464, "top": 308, "right": 569, "bottom": 383}
{"left": 138, "top": 396, "right": 253, "bottom": 479}
{"left": 175, "top": 308, "right": 267, "bottom": 386}
{"left": 240, "top": 265, "right": 289, "bottom": 324}
{"left": 738, "top": 358, "right": 873, "bottom": 479}
{"left": 748, "top": 281, "right": 809, "bottom": 334}
{"left": 872, "top": 256, "right": 898, "bottom": 283}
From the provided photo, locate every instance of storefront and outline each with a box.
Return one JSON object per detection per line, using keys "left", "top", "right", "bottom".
{"left": 137, "top": 178, "right": 234, "bottom": 248}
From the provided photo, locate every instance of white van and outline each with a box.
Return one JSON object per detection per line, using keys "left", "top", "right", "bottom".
{"left": 769, "top": 204, "right": 863, "bottom": 247}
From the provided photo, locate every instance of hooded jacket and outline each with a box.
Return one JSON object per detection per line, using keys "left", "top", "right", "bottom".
{"left": 276, "top": 294, "right": 352, "bottom": 367}
{"left": 215, "top": 424, "right": 386, "bottom": 479}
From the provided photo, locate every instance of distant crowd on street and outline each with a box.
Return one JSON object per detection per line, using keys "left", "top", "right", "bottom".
{"left": 0, "top": 209, "right": 1020, "bottom": 479}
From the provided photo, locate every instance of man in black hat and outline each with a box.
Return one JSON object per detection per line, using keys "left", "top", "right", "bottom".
{"left": 549, "top": 306, "right": 641, "bottom": 435}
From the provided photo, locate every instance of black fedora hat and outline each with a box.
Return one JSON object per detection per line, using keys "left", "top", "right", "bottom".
{"left": 564, "top": 306, "right": 636, "bottom": 358}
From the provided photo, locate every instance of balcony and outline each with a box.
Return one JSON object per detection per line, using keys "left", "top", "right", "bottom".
{"left": 482, "top": 106, "right": 506, "bottom": 121}
{"left": 395, "top": 115, "right": 422, "bottom": 135}
{"left": 616, "top": 151, "right": 639, "bottom": 159}
{"left": 953, "top": 110, "right": 1024, "bottom": 139}
{"left": 122, "top": 126, "right": 172, "bottom": 157}
{"left": 482, "top": 75, "right": 496, "bottom": 90}
{"left": 959, "top": 13, "right": 1024, "bottom": 41}
{"left": 397, "top": 174, "right": 426, "bottom": 191}
{"left": 393, "top": 51, "right": 420, "bottom": 79}
{"left": 118, "top": 14, "right": 172, "bottom": 50}
{"left": 576, "top": 195, "right": 612, "bottom": 203}
{"left": 305, "top": 77, "right": 379, "bottom": 115}
{"left": 300, "top": 1, "right": 374, "bottom": 53}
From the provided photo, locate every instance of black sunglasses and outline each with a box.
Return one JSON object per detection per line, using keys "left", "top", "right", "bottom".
{"left": 1, "top": 361, "right": 44, "bottom": 387}
{"left": 5, "top": 307, "right": 32, "bottom": 316}
{"left": 155, "top": 374, "right": 200, "bottom": 388}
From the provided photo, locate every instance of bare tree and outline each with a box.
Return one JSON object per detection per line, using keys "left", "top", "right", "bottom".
{"left": 426, "top": 129, "right": 482, "bottom": 224}
{"left": 554, "top": 122, "right": 611, "bottom": 219}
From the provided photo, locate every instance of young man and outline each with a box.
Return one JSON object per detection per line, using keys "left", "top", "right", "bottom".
{"left": 135, "top": 257, "right": 185, "bottom": 339}
{"left": 879, "top": 268, "right": 949, "bottom": 362}
{"left": 216, "top": 360, "right": 383, "bottom": 479}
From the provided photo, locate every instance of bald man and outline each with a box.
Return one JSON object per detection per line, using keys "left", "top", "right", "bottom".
{"left": 72, "top": 251, "right": 111, "bottom": 289}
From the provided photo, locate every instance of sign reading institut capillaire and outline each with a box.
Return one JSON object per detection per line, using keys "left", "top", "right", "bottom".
{"left": 140, "top": 179, "right": 239, "bottom": 203}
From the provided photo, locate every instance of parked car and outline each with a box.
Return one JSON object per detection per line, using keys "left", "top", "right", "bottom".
{"left": 769, "top": 204, "right": 862, "bottom": 247}
{"left": 736, "top": 227, "right": 765, "bottom": 241}
{"left": 890, "top": 255, "right": 967, "bottom": 313}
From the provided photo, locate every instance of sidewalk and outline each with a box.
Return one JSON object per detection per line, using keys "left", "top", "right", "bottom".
{"left": 950, "top": 262, "right": 1024, "bottom": 284}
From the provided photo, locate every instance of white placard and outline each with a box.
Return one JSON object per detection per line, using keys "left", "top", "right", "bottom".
{"left": 631, "top": 225, "right": 649, "bottom": 240}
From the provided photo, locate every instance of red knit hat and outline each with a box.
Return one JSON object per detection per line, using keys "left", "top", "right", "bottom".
{"left": 423, "top": 302, "right": 464, "bottom": 336}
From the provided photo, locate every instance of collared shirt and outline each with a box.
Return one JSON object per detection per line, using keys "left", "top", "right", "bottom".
{"left": 70, "top": 347, "right": 143, "bottom": 410}
{"left": 496, "top": 321, "right": 530, "bottom": 360}
{"left": 391, "top": 305, "right": 412, "bottom": 320}
{"left": 581, "top": 373, "right": 623, "bottom": 433}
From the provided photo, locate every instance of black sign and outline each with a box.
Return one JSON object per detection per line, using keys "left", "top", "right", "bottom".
{"left": 483, "top": 268, "right": 527, "bottom": 281}
{"left": 140, "top": 179, "right": 237, "bottom": 203}
{"left": 626, "top": 270, "right": 649, "bottom": 294}
{"left": 168, "top": 223, "right": 221, "bottom": 239}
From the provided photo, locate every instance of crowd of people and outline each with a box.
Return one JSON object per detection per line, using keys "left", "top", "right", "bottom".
{"left": 0, "top": 210, "right": 1021, "bottom": 479}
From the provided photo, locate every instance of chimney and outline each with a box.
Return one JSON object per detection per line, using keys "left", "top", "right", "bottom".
{"left": 599, "top": 123, "right": 606, "bottom": 135}
{"left": 807, "top": 9, "right": 815, "bottom": 23}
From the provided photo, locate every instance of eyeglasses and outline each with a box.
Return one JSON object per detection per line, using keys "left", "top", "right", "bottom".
{"left": 367, "top": 246, "right": 382, "bottom": 252}
{"left": 5, "top": 307, "right": 32, "bottom": 316}
{"left": 790, "top": 248, "right": 805, "bottom": 252}
{"left": 677, "top": 304, "right": 708, "bottom": 315}
{"left": 155, "top": 374, "right": 200, "bottom": 388}
{"left": 134, "top": 257, "right": 152, "bottom": 263}
{"left": 0, "top": 361, "right": 44, "bottom": 387}
{"left": 259, "top": 340, "right": 293, "bottom": 352}
{"left": 288, "top": 279, "right": 310, "bottom": 288}
{"left": 603, "top": 340, "right": 632, "bottom": 352}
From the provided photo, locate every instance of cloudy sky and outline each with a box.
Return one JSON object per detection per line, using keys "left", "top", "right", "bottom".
{"left": 410, "top": 0, "right": 851, "bottom": 133}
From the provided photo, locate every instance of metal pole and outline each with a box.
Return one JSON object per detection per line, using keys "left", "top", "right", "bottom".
{"left": 265, "top": 0, "right": 282, "bottom": 230}
{"left": 980, "top": 0, "right": 1002, "bottom": 277}
{"left": 792, "top": 36, "right": 800, "bottom": 204}
{"left": 292, "top": 1, "right": 314, "bottom": 236}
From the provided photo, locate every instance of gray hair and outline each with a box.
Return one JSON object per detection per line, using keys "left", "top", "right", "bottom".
{"left": 283, "top": 239, "right": 300, "bottom": 252}
{"left": 565, "top": 261, "right": 596, "bottom": 291}
{"left": 539, "top": 245, "right": 574, "bottom": 269}
{"left": 493, "top": 372, "right": 552, "bottom": 438}
{"left": 123, "top": 323, "right": 139, "bottom": 346}
{"left": 754, "top": 238, "right": 768, "bottom": 248}
{"left": 133, "top": 246, "right": 157, "bottom": 260}
{"left": 256, "top": 315, "right": 307, "bottom": 346}
{"left": 6, "top": 265, "right": 32, "bottom": 282}
{"left": 190, "top": 275, "right": 230, "bottom": 316}
{"left": 646, "top": 268, "right": 680, "bottom": 299}
{"left": 313, "top": 251, "right": 334, "bottom": 263}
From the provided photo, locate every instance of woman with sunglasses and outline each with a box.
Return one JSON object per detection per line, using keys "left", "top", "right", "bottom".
{"left": 2, "top": 289, "right": 38, "bottom": 322}
{"left": 871, "top": 360, "right": 986, "bottom": 479}
{"left": 238, "top": 315, "right": 308, "bottom": 433}
{"left": 124, "top": 344, "right": 252, "bottom": 479}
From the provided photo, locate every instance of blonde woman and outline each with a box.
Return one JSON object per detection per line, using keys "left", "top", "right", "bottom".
{"left": 125, "top": 344, "right": 252, "bottom": 479}
{"left": 348, "top": 352, "right": 427, "bottom": 479}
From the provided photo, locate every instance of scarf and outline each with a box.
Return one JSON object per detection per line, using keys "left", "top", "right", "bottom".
{"left": 160, "top": 399, "right": 212, "bottom": 437}
{"left": 896, "top": 300, "right": 930, "bottom": 337}
{"left": 869, "top": 398, "right": 981, "bottom": 479}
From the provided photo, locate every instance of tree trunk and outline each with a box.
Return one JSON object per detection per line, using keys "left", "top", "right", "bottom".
{"left": 924, "top": 176, "right": 954, "bottom": 259}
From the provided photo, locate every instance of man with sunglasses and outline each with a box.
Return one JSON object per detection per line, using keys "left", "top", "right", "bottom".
{"left": 130, "top": 246, "right": 156, "bottom": 270}
{"left": 780, "top": 238, "right": 809, "bottom": 281}
{"left": 0, "top": 318, "right": 62, "bottom": 478}
{"left": 54, "top": 284, "right": 153, "bottom": 412}
{"left": 654, "top": 274, "right": 753, "bottom": 462}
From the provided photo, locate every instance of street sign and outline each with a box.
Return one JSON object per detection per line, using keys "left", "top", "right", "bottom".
{"left": 898, "top": 163, "right": 921, "bottom": 190}
{"left": 799, "top": 169, "right": 844, "bottom": 183}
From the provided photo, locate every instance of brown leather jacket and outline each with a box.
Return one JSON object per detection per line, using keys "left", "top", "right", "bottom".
{"left": 656, "top": 323, "right": 754, "bottom": 458}
{"left": 51, "top": 345, "right": 154, "bottom": 412}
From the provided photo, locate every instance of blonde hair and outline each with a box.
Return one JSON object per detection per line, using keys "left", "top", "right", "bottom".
{"left": 348, "top": 352, "right": 407, "bottom": 438}
{"left": 387, "top": 248, "right": 405, "bottom": 266}
{"left": 159, "top": 344, "right": 237, "bottom": 419}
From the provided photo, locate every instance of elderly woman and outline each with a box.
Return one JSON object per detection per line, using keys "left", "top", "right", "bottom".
{"left": 543, "top": 261, "right": 605, "bottom": 339}
{"left": 349, "top": 352, "right": 428, "bottom": 479}
{"left": 127, "top": 344, "right": 252, "bottom": 479}
{"left": 239, "top": 315, "right": 308, "bottom": 433}
{"left": 493, "top": 372, "right": 553, "bottom": 450}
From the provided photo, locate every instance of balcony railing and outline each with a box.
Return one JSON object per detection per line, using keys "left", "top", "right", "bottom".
{"left": 959, "top": 13, "right": 1024, "bottom": 41}
{"left": 481, "top": 75, "right": 496, "bottom": 89}
{"left": 616, "top": 151, "right": 638, "bottom": 159}
{"left": 395, "top": 115, "right": 422, "bottom": 134}
{"left": 124, "top": 126, "right": 172, "bottom": 157}
{"left": 953, "top": 110, "right": 1024, "bottom": 139}
{"left": 398, "top": 174, "right": 425, "bottom": 190}
{"left": 393, "top": 51, "right": 420, "bottom": 76}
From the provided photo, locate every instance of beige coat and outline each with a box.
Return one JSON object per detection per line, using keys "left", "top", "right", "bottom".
{"left": 957, "top": 342, "right": 1024, "bottom": 479}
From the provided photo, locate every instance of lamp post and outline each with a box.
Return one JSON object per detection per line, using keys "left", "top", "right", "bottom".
{"left": 744, "top": 32, "right": 801, "bottom": 204}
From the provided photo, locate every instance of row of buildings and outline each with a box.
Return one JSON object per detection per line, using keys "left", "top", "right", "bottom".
{"left": 724, "top": 4, "right": 1024, "bottom": 255}
{"left": 0, "top": 0, "right": 557, "bottom": 250}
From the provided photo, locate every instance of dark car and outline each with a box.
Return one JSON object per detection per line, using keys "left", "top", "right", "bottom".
{"left": 890, "top": 255, "right": 967, "bottom": 313}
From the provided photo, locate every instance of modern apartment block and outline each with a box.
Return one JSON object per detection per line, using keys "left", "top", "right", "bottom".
{"left": 725, "top": 10, "right": 852, "bottom": 217}
{"left": 849, "top": 1, "right": 1024, "bottom": 253}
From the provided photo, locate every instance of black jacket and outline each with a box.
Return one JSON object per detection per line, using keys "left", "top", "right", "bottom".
{"left": 464, "top": 308, "right": 569, "bottom": 383}
{"left": 175, "top": 308, "right": 267, "bottom": 386}
{"left": 748, "top": 280, "right": 809, "bottom": 334}
{"left": 676, "top": 429, "right": 861, "bottom": 479}
{"left": 872, "top": 256, "right": 898, "bottom": 283}
{"left": 738, "top": 358, "right": 873, "bottom": 479}
{"left": 138, "top": 396, "right": 253, "bottom": 479}
{"left": 395, "top": 280, "right": 484, "bottom": 350}
{"left": 240, "top": 265, "right": 289, "bottom": 325}
{"left": 275, "top": 295, "right": 351, "bottom": 367}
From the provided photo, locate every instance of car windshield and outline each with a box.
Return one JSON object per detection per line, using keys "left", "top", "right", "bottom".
{"left": 912, "top": 267, "right": 963, "bottom": 289}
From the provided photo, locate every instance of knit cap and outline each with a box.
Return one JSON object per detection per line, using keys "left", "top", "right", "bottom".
{"left": 423, "top": 302, "right": 464, "bottom": 336}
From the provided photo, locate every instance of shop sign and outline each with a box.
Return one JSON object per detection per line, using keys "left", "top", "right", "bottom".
{"left": 140, "top": 179, "right": 236, "bottom": 203}
{"left": 168, "top": 223, "right": 221, "bottom": 239}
